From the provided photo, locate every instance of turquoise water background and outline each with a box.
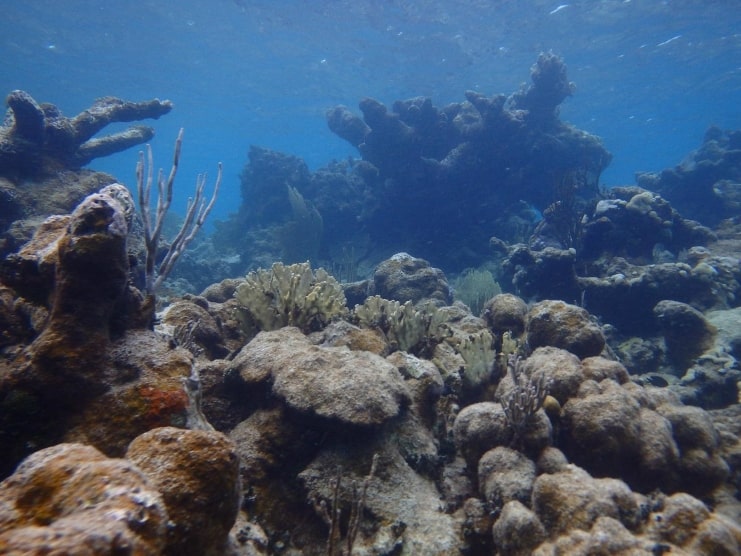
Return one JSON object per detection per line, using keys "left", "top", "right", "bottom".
{"left": 2, "top": 0, "right": 739, "bottom": 221}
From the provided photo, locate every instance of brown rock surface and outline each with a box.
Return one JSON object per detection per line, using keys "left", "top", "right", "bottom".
{"left": 482, "top": 293, "right": 528, "bottom": 337}
{"left": 0, "top": 443, "right": 167, "bottom": 555}
{"left": 127, "top": 427, "right": 241, "bottom": 556}
{"left": 531, "top": 465, "right": 641, "bottom": 535}
{"left": 231, "top": 326, "right": 410, "bottom": 427}
{"left": 526, "top": 299, "right": 605, "bottom": 358}
{"left": 372, "top": 252, "right": 451, "bottom": 305}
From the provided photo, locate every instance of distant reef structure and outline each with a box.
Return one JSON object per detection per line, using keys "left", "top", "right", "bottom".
{"left": 637, "top": 126, "right": 741, "bottom": 227}
{"left": 213, "top": 53, "right": 612, "bottom": 274}
{"left": 0, "top": 90, "right": 172, "bottom": 179}
{"left": 0, "top": 91, "right": 173, "bottom": 258}
{"left": 3, "top": 57, "right": 741, "bottom": 555}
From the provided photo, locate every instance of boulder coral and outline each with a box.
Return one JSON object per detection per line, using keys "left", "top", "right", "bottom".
{"left": 0, "top": 443, "right": 168, "bottom": 555}
{"left": 0, "top": 428, "right": 246, "bottom": 556}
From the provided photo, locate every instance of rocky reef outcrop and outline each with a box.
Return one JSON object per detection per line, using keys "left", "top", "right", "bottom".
{"left": 206, "top": 53, "right": 610, "bottom": 279}
{"left": 0, "top": 90, "right": 172, "bottom": 179}
{"left": 2, "top": 190, "right": 740, "bottom": 553}
{"left": 0, "top": 186, "right": 189, "bottom": 478}
{"left": 637, "top": 126, "right": 741, "bottom": 227}
{"left": 2, "top": 56, "right": 741, "bottom": 554}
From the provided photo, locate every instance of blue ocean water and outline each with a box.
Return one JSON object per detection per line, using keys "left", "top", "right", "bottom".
{"left": 1, "top": 0, "right": 739, "bottom": 223}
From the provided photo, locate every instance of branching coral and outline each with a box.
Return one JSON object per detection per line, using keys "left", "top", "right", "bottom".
{"left": 500, "top": 355, "right": 551, "bottom": 448}
{"left": 234, "top": 261, "right": 347, "bottom": 337}
{"left": 136, "top": 128, "right": 222, "bottom": 296}
{"left": 0, "top": 90, "right": 172, "bottom": 177}
{"left": 353, "top": 295, "right": 433, "bottom": 353}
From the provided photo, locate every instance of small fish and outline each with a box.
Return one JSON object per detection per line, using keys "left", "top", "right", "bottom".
{"left": 549, "top": 4, "right": 569, "bottom": 15}
{"left": 657, "top": 35, "right": 681, "bottom": 47}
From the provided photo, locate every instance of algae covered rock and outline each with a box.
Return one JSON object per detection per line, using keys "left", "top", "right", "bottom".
{"left": 645, "top": 492, "right": 741, "bottom": 555}
{"left": 230, "top": 326, "right": 409, "bottom": 427}
{"left": 531, "top": 465, "right": 641, "bottom": 536}
{"left": 299, "top": 443, "right": 460, "bottom": 555}
{"left": 127, "top": 427, "right": 241, "bottom": 556}
{"left": 478, "top": 446, "right": 536, "bottom": 509}
{"left": 58, "top": 329, "right": 192, "bottom": 457}
{"left": 453, "top": 402, "right": 511, "bottom": 468}
{"left": 515, "top": 346, "right": 584, "bottom": 405}
{"left": 0, "top": 443, "right": 168, "bottom": 555}
{"left": 561, "top": 380, "right": 644, "bottom": 480}
{"left": 160, "top": 298, "right": 229, "bottom": 359}
{"left": 0, "top": 189, "right": 187, "bottom": 475}
{"left": 27, "top": 190, "right": 130, "bottom": 373}
{"left": 526, "top": 299, "right": 605, "bottom": 358}
{"left": 491, "top": 500, "right": 547, "bottom": 556}
{"left": 532, "top": 516, "right": 646, "bottom": 556}
{"left": 653, "top": 299, "right": 717, "bottom": 371}
{"left": 482, "top": 293, "right": 528, "bottom": 337}
{"left": 372, "top": 252, "right": 452, "bottom": 305}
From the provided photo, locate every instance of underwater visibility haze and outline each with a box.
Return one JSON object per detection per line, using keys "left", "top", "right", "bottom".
{"left": 2, "top": 0, "right": 740, "bottom": 220}
{"left": 2, "top": 1, "right": 741, "bottom": 555}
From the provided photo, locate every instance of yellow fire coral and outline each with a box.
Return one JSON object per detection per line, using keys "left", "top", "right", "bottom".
{"left": 234, "top": 261, "right": 347, "bottom": 338}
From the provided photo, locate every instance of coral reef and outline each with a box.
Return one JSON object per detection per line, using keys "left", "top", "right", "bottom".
{"left": 637, "top": 126, "right": 741, "bottom": 227}
{"left": 322, "top": 53, "right": 610, "bottom": 270}
{"left": 234, "top": 261, "right": 348, "bottom": 338}
{"left": 2, "top": 56, "right": 741, "bottom": 555}
{"left": 0, "top": 90, "right": 172, "bottom": 179}
{"left": 199, "top": 53, "right": 610, "bottom": 283}
{"left": 3, "top": 224, "right": 741, "bottom": 553}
